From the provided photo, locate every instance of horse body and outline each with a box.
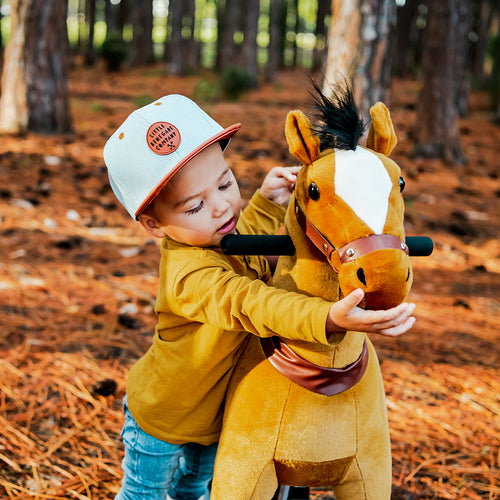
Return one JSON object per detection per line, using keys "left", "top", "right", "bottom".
{"left": 211, "top": 85, "right": 412, "bottom": 500}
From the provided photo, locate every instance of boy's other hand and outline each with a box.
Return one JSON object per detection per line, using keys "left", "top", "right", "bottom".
{"left": 260, "top": 166, "right": 301, "bottom": 206}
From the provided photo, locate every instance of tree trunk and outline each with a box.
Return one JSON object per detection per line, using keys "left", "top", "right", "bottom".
{"left": 314, "top": 0, "right": 330, "bottom": 72}
{"left": 292, "top": 0, "right": 299, "bottom": 67}
{"left": 414, "top": 0, "right": 467, "bottom": 164}
{"left": 265, "top": 0, "right": 284, "bottom": 82}
{"left": 105, "top": 0, "right": 127, "bottom": 35}
{"left": 84, "top": 0, "right": 96, "bottom": 66}
{"left": 118, "top": 0, "right": 128, "bottom": 32}
{"left": 322, "top": 0, "right": 396, "bottom": 122}
{"left": 278, "top": 0, "right": 288, "bottom": 68}
{"left": 105, "top": 0, "right": 118, "bottom": 34}
{"left": 129, "top": 0, "right": 154, "bottom": 67}
{"left": 471, "top": 0, "right": 494, "bottom": 85}
{"left": 490, "top": 2, "right": 500, "bottom": 121}
{"left": 0, "top": 0, "right": 72, "bottom": 134}
{"left": 165, "top": 0, "right": 183, "bottom": 74}
{"left": 241, "top": 0, "right": 259, "bottom": 85}
{"left": 218, "top": 0, "right": 241, "bottom": 70}
{"left": 182, "top": 0, "right": 197, "bottom": 71}
{"left": 455, "top": 0, "right": 472, "bottom": 117}
{"left": 0, "top": 0, "right": 3, "bottom": 57}
{"left": 392, "top": 0, "right": 419, "bottom": 77}
{"left": 76, "top": 0, "right": 85, "bottom": 54}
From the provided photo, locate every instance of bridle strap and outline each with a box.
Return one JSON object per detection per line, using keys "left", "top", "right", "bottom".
{"left": 337, "top": 234, "right": 409, "bottom": 265}
{"left": 295, "top": 199, "right": 337, "bottom": 265}
{"left": 294, "top": 199, "right": 409, "bottom": 273}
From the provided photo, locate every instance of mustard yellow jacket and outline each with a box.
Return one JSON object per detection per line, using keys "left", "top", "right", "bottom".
{"left": 126, "top": 191, "right": 333, "bottom": 445}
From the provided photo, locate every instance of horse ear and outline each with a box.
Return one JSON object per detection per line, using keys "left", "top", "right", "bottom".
{"left": 285, "top": 110, "right": 321, "bottom": 165}
{"left": 366, "top": 102, "right": 397, "bottom": 156}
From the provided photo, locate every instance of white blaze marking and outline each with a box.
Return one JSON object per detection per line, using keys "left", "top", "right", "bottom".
{"left": 334, "top": 148, "right": 391, "bottom": 234}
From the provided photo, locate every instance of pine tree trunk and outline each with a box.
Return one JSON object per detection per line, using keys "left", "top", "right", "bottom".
{"left": 392, "top": 0, "right": 419, "bottom": 77}
{"left": 84, "top": 0, "right": 96, "bottom": 66}
{"left": 414, "top": 0, "right": 467, "bottom": 164}
{"left": 0, "top": 0, "right": 29, "bottom": 133}
{"left": 489, "top": 2, "right": 500, "bottom": 122}
{"left": 105, "top": 0, "right": 117, "bottom": 34}
{"left": 322, "top": 0, "right": 396, "bottom": 121}
{"left": 471, "top": 0, "right": 494, "bottom": 85}
{"left": 455, "top": 0, "right": 471, "bottom": 118}
{"left": 0, "top": 0, "right": 3, "bottom": 57}
{"left": 265, "top": 0, "right": 284, "bottom": 82}
{"left": 241, "top": 0, "right": 259, "bottom": 85}
{"left": 182, "top": 0, "right": 197, "bottom": 71}
{"left": 218, "top": 0, "right": 246, "bottom": 69}
{"left": 0, "top": 0, "right": 72, "bottom": 134}
{"left": 165, "top": 0, "right": 183, "bottom": 74}
{"left": 292, "top": 0, "right": 299, "bottom": 67}
{"left": 314, "top": 0, "right": 329, "bottom": 72}
{"left": 129, "top": 0, "right": 154, "bottom": 67}
{"left": 218, "top": 0, "right": 241, "bottom": 70}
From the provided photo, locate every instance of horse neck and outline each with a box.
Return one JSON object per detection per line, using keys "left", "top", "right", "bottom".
{"left": 272, "top": 200, "right": 357, "bottom": 366}
{"left": 275, "top": 198, "right": 339, "bottom": 301}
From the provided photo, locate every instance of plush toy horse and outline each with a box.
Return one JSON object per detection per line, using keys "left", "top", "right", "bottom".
{"left": 211, "top": 83, "right": 412, "bottom": 500}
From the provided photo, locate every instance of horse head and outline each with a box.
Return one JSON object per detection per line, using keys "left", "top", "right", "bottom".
{"left": 284, "top": 83, "right": 412, "bottom": 310}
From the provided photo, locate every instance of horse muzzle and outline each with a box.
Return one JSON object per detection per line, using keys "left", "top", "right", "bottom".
{"left": 337, "top": 247, "right": 413, "bottom": 310}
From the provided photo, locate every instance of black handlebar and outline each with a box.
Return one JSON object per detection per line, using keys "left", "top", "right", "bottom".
{"left": 221, "top": 235, "right": 433, "bottom": 257}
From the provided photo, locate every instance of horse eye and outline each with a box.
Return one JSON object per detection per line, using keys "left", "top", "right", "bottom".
{"left": 399, "top": 176, "right": 405, "bottom": 192}
{"left": 308, "top": 182, "right": 320, "bottom": 200}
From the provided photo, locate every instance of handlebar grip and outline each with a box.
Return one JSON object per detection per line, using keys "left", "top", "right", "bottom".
{"left": 221, "top": 234, "right": 433, "bottom": 257}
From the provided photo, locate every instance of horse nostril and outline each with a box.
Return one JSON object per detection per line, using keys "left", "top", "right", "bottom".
{"left": 406, "top": 268, "right": 411, "bottom": 282}
{"left": 357, "top": 268, "right": 366, "bottom": 286}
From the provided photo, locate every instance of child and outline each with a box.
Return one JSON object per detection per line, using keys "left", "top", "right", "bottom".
{"left": 103, "top": 95, "right": 415, "bottom": 500}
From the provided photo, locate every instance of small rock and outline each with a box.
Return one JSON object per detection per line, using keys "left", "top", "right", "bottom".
{"left": 92, "top": 379, "right": 118, "bottom": 397}
{"left": 118, "top": 313, "right": 141, "bottom": 330}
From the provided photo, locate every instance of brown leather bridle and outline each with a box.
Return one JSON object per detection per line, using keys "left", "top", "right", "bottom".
{"left": 294, "top": 199, "right": 409, "bottom": 273}
{"left": 259, "top": 198, "right": 410, "bottom": 395}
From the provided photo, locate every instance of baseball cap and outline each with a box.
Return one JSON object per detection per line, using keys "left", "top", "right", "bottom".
{"left": 103, "top": 94, "right": 241, "bottom": 219}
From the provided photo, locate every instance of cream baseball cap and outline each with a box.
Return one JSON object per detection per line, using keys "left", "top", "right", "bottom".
{"left": 103, "top": 94, "right": 241, "bottom": 219}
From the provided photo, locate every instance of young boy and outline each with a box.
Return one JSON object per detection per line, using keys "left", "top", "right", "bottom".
{"left": 103, "top": 95, "right": 415, "bottom": 500}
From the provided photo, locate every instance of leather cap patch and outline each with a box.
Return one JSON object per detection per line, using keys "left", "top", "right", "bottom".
{"left": 146, "top": 121, "right": 181, "bottom": 155}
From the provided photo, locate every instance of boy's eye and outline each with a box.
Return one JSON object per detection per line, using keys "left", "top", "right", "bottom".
{"left": 186, "top": 201, "right": 203, "bottom": 215}
{"left": 219, "top": 180, "right": 233, "bottom": 191}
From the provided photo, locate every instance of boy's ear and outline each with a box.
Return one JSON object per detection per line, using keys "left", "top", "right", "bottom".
{"left": 138, "top": 214, "right": 165, "bottom": 239}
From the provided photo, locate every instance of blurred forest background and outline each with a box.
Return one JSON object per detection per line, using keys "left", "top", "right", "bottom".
{"left": 1, "top": 0, "right": 500, "bottom": 156}
{"left": 0, "top": 0, "right": 499, "bottom": 499}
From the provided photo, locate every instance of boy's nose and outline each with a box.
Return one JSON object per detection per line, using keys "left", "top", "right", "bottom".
{"left": 213, "top": 197, "right": 231, "bottom": 217}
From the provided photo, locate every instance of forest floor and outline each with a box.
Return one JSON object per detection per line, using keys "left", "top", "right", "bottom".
{"left": 0, "top": 64, "right": 498, "bottom": 500}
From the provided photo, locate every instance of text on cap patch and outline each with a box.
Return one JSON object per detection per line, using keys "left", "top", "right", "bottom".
{"left": 146, "top": 121, "right": 181, "bottom": 155}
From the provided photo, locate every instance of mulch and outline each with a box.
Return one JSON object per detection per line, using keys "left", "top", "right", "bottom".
{"left": 0, "top": 65, "right": 498, "bottom": 499}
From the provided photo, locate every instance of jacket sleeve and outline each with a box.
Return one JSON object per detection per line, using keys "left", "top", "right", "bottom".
{"left": 165, "top": 254, "right": 332, "bottom": 346}
{"left": 237, "top": 190, "right": 286, "bottom": 236}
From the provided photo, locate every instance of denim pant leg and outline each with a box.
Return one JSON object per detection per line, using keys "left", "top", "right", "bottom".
{"left": 169, "top": 442, "right": 218, "bottom": 500}
{"left": 116, "top": 402, "right": 182, "bottom": 500}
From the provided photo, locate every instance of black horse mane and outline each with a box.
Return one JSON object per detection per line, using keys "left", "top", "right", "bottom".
{"left": 310, "top": 80, "right": 366, "bottom": 152}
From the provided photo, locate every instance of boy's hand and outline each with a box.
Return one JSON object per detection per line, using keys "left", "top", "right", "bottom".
{"left": 326, "top": 289, "right": 416, "bottom": 337}
{"left": 260, "top": 166, "right": 301, "bottom": 205}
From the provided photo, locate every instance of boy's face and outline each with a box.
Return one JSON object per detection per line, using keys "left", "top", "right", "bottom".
{"left": 139, "top": 143, "right": 242, "bottom": 247}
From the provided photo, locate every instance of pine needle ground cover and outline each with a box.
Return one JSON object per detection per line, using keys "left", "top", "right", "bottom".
{"left": 0, "top": 67, "right": 498, "bottom": 499}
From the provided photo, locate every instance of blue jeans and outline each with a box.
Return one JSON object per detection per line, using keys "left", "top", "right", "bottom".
{"left": 116, "top": 399, "right": 218, "bottom": 500}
